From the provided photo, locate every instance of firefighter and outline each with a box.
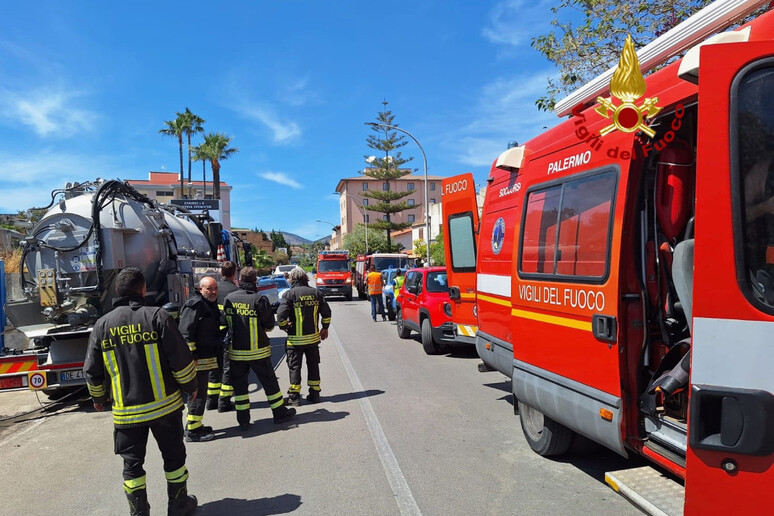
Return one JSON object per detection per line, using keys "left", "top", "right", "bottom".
{"left": 178, "top": 276, "right": 222, "bottom": 442}
{"left": 208, "top": 260, "right": 239, "bottom": 412}
{"left": 367, "top": 264, "right": 386, "bottom": 321}
{"left": 277, "top": 267, "right": 332, "bottom": 405}
{"left": 223, "top": 266, "right": 296, "bottom": 430}
{"left": 83, "top": 267, "right": 198, "bottom": 516}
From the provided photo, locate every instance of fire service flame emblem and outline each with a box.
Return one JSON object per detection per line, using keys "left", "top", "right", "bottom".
{"left": 595, "top": 35, "right": 661, "bottom": 137}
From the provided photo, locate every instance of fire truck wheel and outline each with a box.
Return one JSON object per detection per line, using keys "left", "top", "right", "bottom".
{"left": 358, "top": 289, "right": 367, "bottom": 300}
{"left": 517, "top": 400, "right": 573, "bottom": 456}
{"left": 421, "top": 318, "right": 440, "bottom": 355}
{"left": 396, "top": 308, "right": 411, "bottom": 339}
{"left": 346, "top": 291, "right": 353, "bottom": 301}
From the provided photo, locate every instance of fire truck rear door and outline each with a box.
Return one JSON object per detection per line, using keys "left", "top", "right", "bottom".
{"left": 687, "top": 41, "right": 774, "bottom": 514}
{"left": 442, "top": 173, "right": 479, "bottom": 340}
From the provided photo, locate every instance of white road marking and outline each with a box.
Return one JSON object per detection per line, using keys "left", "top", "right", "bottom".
{"left": 330, "top": 325, "right": 422, "bottom": 516}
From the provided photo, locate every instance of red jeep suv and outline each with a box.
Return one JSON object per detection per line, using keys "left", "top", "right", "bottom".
{"left": 395, "top": 266, "right": 457, "bottom": 354}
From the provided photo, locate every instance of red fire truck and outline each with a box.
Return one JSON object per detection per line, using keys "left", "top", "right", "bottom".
{"left": 442, "top": 1, "right": 774, "bottom": 513}
{"left": 315, "top": 250, "right": 353, "bottom": 301}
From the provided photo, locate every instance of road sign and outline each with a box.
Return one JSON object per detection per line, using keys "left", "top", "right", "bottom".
{"left": 28, "top": 371, "right": 47, "bottom": 390}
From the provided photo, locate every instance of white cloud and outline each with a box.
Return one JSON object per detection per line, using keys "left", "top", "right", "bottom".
{"left": 482, "top": 0, "right": 554, "bottom": 48}
{"left": 0, "top": 87, "right": 97, "bottom": 137}
{"left": 242, "top": 104, "right": 302, "bottom": 144}
{"left": 280, "top": 77, "right": 314, "bottom": 107}
{"left": 258, "top": 171, "right": 303, "bottom": 189}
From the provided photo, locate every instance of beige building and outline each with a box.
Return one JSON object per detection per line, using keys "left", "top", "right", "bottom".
{"left": 334, "top": 172, "right": 444, "bottom": 241}
{"left": 127, "top": 171, "right": 233, "bottom": 230}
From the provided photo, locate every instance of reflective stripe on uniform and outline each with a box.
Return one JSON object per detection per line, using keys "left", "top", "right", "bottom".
{"left": 229, "top": 347, "right": 271, "bottom": 361}
{"left": 288, "top": 384, "right": 301, "bottom": 394}
{"left": 88, "top": 382, "right": 107, "bottom": 398}
{"left": 144, "top": 343, "right": 166, "bottom": 401}
{"left": 172, "top": 360, "right": 196, "bottom": 384}
{"left": 187, "top": 413, "right": 203, "bottom": 430}
{"left": 267, "top": 390, "right": 284, "bottom": 409}
{"left": 308, "top": 380, "right": 321, "bottom": 392}
{"left": 123, "top": 475, "right": 147, "bottom": 494}
{"left": 112, "top": 391, "right": 184, "bottom": 426}
{"left": 187, "top": 341, "right": 197, "bottom": 352}
{"left": 234, "top": 393, "right": 250, "bottom": 411}
{"left": 104, "top": 350, "right": 124, "bottom": 408}
{"left": 220, "top": 384, "right": 234, "bottom": 397}
{"left": 196, "top": 357, "right": 218, "bottom": 371}
{"left": 287, "top": 333, "right": 321, "bottom": 346}
{"left": 165, "top": 465, "right": 189, "bottom": 484}
{"left": 207, "top": 382, "right": 222, "bottom": 396}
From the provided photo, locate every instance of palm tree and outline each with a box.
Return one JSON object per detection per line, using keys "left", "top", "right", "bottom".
{"left": 179, "top": 108, "right": 205, "bottom": 185}
{"left": 201, "top": 133, "right": 238, "bottom": 200}
{"left": 159, "top": 117, "right": 187, "bottom": 196}
{"left": 191, "top": 143, "right": 210, "bottom": 197}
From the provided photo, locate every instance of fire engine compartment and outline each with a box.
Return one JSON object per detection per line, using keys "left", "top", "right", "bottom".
{"left": 630, "top": 101, "right": 699, "bottom": 464}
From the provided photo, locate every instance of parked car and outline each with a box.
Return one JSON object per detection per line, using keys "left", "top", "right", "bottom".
{"left": 381, "top": 267, "right": 406, "bottom": 320}
{"left": 274, "top": 264, "right": 300, "bottom": 276}
{"left": 258, "top": 276, "right": 292, "bottom": 312}
{"left": 395, "top": 266, "right": 457, "bottom": 354}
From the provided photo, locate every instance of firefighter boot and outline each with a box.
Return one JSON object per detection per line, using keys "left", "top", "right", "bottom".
{"left": 307, "top": 391, "right": 321, "bottom": 404}
{"left": 286, "top": 394, "right": 301, "bottom": 407}
{"left": 273, "top": 404, "right": 297, "bottom": 424}
{"left": 167, "top": 481, "right": 197, "bottom": 516}
{"left": 217, "top": 397, "right": 235, "bottom": 413}
{"left": 205, "top": 395, "right": 218, "bottom": 411}
{"left": 126, "top": 489, "right": 150, "bottom": 516}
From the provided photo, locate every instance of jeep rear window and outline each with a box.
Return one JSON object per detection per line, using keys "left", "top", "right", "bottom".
{"left": 426, "top": 271, "right": 449, "bottom": 293}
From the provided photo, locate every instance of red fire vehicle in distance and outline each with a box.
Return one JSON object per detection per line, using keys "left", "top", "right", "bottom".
{"left": 442, "top": 1, "right": 774, "bottom": 513}
{"left": 315, "top": 250, "right": 352, "bottom": 301}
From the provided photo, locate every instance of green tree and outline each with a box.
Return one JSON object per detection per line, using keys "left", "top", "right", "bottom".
{"left": 342, "top": 224, "right": 391, "bottom": 255}
{"left": 413, "top": 226, "right": 445, "bottom": 266}
{"left": 201, "top": 132, "right": 239, "bottom": 200}
{"left": 269, "top": 230, "right": 292, "bottom": 259}
{"left": 159, "top": 116, "right": 187, "bottom": 195}
{"left": 363, "top": 101, "right": 415, "bottom": 249}
{"left": 531, "top": 0, "right": 714, "bottom": 111}
{"left": 254, "top": 249, "right": 274, "bottom": 269}
{"left": 179, "top": 107, "right": 205, "bottom": 186}
{"left": 191, "top": 143, "right": 210, "bottom": 197}
{"left": 275, "top": 250, "right": 290, "bottom": 265}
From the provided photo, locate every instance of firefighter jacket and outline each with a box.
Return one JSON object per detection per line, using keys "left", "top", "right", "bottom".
{"left": 83, "top": 297, "right": 197, "bottom": 428}
{"left": 277, "top": 282, "right": 332, "bottom": 347}
{"left": 223, "top": 286, "right": 275, "bottom": 361}
{"left": 178, "top": 291, "right": 224, "bottom": 371}
{"left": 216, "top": 279, "right": 239, "bottom": 311}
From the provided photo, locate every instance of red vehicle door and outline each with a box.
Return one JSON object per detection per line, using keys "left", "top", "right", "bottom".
{"left": 686, "top": 41, "right": 774, "bottom": 514}
{"left": 402, "top": 270, "right": 423, "bottom": 325}
{"left": 441, "top": 173, "right": 479, "bottom": 341}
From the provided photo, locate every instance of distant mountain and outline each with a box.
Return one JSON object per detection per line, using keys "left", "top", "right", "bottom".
{"left": 315, "top": 235, "right": 331, "bottom": 244}
{"left": 282, "top": 232, "right": 312, "bottom": 246}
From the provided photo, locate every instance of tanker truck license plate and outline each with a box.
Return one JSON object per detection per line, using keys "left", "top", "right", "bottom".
{"left": 61, "top": 370, "right": 85, "bottom": 382}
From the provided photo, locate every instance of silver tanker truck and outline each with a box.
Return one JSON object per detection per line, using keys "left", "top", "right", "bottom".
{"left": 0, "top": 179, "right": 236, "bottom": 396}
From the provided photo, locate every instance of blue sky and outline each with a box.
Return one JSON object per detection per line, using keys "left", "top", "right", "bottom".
{"left": 0, "top": 1, "right": 561, "bottom": 241}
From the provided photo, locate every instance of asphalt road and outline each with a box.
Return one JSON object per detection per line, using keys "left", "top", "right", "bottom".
{"left": 0, "top": 289, "right": 642, "bottom": 515}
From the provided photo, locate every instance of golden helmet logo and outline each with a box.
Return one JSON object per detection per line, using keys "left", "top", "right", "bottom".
{"left": 595, "top": 35, "right": 661, "bottom": 137}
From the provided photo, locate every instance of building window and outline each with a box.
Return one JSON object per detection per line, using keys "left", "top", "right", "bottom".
{"left": 363, "top": 182, "right": 368, "bottom": 191}
{"left": 430, "top": 183, "right": 436, "bottom": 191}
{"left": 363, "top": 199, "right": 368, "bottom": 206}
{"left": 383, "top": 182, "right": 389, "bottom": 191}
{"left": 408, "top": 214, "right": 415, "bottom": 223}
{"left": 408, "top": 182, "right": 415, "bottom": 191}
{"left": 383, "top": 214, "right": 388, "bottom": 221}
{"left": 156, "top": 190, "right": 174, "bottom": 197}
{"left": 408, "top": 199, "right": 415, "bottom": 206}
{"left": 365, "top": 215, "right": 369, "bottom": 223}
{"left": 430, "top": 198, "right": 436, "bottom": 204}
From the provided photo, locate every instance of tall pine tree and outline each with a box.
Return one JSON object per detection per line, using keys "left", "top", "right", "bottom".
{"left": 363, "top": 101, "right": 416, "bottom": 250}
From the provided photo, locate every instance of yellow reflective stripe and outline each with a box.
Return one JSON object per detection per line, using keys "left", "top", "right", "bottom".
{"left": 220, "top": 384, "right": 234, "bottom": 396}
{"left": 187, "top": 341, "right": 197, "bottom": 352}
{"left": 321, "top": 317, "right": 331, "bottom": 324}
{"left": 104, "top": 350, "right": 123, "bottom": 408}
{"left": 186, "top": 413, "right": 203, "bottom": 430}
{"left": 233, "top": 394, "right": 249, "bottom": 402}
{"left": 187, "top": 414, "right": 203, "bottom": 422}
{"left": 165, "top": 466, "right": 188, "bottom": 483}
{"left": 218, "top": 304, "right": 225, "bottom": 311}
{"left": 313, "top": 305, "right": 319, "bottom": 331}
{"left": 511, "top": 308, "right": 592, "bottom": 331}
{"left": 196, "top": 357, "right": 218, "bottom": 371}
{"left": 294, "top": 306, "right": 303, "bottom": 337}
{"left": 269, "top": 397, "right": 284, "bottom": 409}
{"left": 173, "top": 360, "right": 196, "bottom": 384}
{"left": 278, "top": 319, "right": 289, "bottom": 327}
{"left": 234, "top": 393, "right": 250, "bottom": 410}
{"left": 123, "top": 475, "right": 147, "bottom": 493}
{"left": 229, "top": 348, "right": 271, "bottom": 360}
{"left": 308, "top": 380, "right": 320, "bottom": 386}
{"left": 88, "top": 383, "right": 107, "bottom": 398}
{"left": 287, "top": 333, "right": 320, "bottom": 345}
{"left": 478, "top": 293, "right": 511, "bottom": 307}
{"left": 288, "top": 384, "right": 301, "bottom": 393}
{"left": 112, "top": 391, "right": 183, "bottom": 425}
{"left": 267, "top": 391, "right": 283, "bottom": 402}
{"left": 459, "top": 292, "right": 475, "bottom": 299}
{"left": 144, "top": 343, "right": 166, "bottom": 401}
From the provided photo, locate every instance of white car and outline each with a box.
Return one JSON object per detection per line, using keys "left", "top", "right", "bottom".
{"left": 274, "top": 264, "right": 300, "bottom": 276}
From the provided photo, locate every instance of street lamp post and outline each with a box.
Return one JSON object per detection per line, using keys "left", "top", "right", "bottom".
{"left": 364, "top": 122, "right": 430, "bottom": 266}
{"left": 336, "top": 192, "right": 368, "bottom": 255}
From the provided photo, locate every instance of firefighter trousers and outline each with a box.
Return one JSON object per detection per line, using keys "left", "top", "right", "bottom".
{"left": 186, "top": 371, "right": 209, "bottom": 431}
{"left": 230, "top": 358, "right": 286, "bottom": 425}
{"left": 113, "top": 411, "right": 189, "bottom": 494}
{"left": 207, "top": 346, "right": 233, "bottom": 401}
{"left": 286, "top": 344, "right": 321, "bottom": 396}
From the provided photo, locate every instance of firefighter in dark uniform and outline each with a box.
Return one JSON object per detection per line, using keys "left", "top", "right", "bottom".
{"left": 208, "top": 260, "right": 239, "bottom": 412}
{"left": 83, "top": 267, "right": 198, "bottom": 516}
{"left": 277, "top": 267, "right": 332, "bottom": 405}
{"left": 223, "top": 266, "right": 296, "bottom": 430}
{"left": 178, "top": 276, "right": 221, "bottom": 442}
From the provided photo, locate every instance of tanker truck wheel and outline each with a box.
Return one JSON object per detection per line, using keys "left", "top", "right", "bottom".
{"left": 518, "top": 400, "right": 573, "bottom": 456}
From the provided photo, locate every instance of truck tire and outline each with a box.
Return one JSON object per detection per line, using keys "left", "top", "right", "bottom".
{"left": 396, "top": 308, "right": 411, "bottom": 339}
{"left": 518, "top": 400, "right": 573, "bottom": 456}
{"left": 421, "top": 318, "right": 440, "bottom": 355}
{"left": 346, "top": 290, "right": 353, "bottom": 301}
{"left": 358, "top": 288, "right": 367, "bottom": 300}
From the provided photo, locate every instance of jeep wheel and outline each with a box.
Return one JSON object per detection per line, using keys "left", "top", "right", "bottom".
{"left": 421, "top": 318, "right": 440, "bottom": 355}
{"left": 518, "top": 400, "right": 573, "bottom": 456}
{"left": 396, "top": 308, "right": 411, "bottom": 339}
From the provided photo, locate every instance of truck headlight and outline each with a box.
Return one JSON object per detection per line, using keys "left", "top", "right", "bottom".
{"left": 345, "top": 277, "right": 352, "bottom": 284}
{"left": 316, "top": 277, "right": 323, "bottom": 285}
